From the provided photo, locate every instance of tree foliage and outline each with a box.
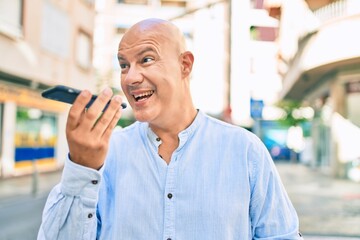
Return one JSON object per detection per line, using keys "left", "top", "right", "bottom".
{"left": 276, "top": 99, "right": 309, "bottom": 126}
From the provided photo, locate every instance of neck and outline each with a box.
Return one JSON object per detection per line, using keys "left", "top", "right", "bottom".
{"left": 150, "top": 106, "right": 197, "bottom": 140}
{"left": 151, "top": 106, "right": 197, "bottom": 165}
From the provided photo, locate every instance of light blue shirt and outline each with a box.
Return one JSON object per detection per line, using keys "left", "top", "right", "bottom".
{"left": 38, "top": 111, "right": 302, "bottom": 240}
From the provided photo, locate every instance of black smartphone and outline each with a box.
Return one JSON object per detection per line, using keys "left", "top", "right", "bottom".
{"left": 41, "top": 85, "right": 127, "bottom": 110}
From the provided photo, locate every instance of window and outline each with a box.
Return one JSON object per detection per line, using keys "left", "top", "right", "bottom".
{"left": 0, "top": 0, "right": 23, "bottom": 37}
{"left": 76, "top": 30, "right": 92, "bottom": 70}
{"left": 14, "top": 107, "right": 58, "bottom": 166}
{"left": 161, "top": 0, "right": 187, "bottom": 7}
{"left": 250, "top": 26, "right": 277, "bottom": 42}
{"left": 41, "top": 1, "right": 70, "bottom": 58}
{"left": 250, "top": 0, "right": 264, "bottom": 9}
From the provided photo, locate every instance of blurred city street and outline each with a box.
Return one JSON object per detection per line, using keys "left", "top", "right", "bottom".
{"left": 276, "top": 162, "right": 360, "bottom": 239}
{"left": 0, "top": 170, "right": 61, "bottom": 240}
{"left": 0, "top": 162, "right": 359, "bottom": 239}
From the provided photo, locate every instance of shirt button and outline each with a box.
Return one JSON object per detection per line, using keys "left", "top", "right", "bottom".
{"left": 88, "top": 213, "right": 93, "bottom": 218}
{"left": 167, "top": 193, "right": 173, "bottom": 199}
{"left": 91, "top": 180, "right": 98, "bottom": 184}
{"left": 167, "top": 238, "right": 171, "bottom": 240}
{"left": 156, "top": 137, "right": 161, "bottom": 141}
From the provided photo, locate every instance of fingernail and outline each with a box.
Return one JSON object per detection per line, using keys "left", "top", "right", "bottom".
{"left": 81, "top": 90, "right": 90, "bottom": 97}
{"left": 113, "top": 95, "right": 121, "bottom": 103}
{"left": 103, "top": 87, "right": 112, "bottom": 96}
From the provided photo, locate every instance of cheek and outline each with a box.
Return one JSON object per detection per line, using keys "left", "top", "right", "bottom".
{"left": 120, "top": 76, "right": 129, "bottom": 91}
{"left": 120, "top": 74, "right": 126, "bottom": 87}
{"left": 160, "top": 81, "right": 179, "bottom": 105}
{"left": 120, "top": 80, "right": 131, "bottom": 101}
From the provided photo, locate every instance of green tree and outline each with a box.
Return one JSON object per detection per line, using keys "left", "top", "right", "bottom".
{"left": 276, "top": 100, "right": 309, "bottom": 127}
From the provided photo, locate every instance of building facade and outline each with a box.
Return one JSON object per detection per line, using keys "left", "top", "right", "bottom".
{"left": 0, "top": 0, "right": 96, "bottom": 177}
{"left": 266, "top": 0, "right": 360, "bottom": 181}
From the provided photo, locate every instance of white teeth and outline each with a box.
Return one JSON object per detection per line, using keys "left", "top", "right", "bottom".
{"left": 133, "top": 90, "right": 154, "bottom": 101}
{"left": 134, "top": 90, "right": 153, "bottom": 98}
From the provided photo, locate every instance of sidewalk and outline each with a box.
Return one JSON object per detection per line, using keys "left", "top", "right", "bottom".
{"left": 0, "top": 170, "right": 62, "bottom": 203}
{"left": 276, "top": 162, "right": 360, "bottom": 238}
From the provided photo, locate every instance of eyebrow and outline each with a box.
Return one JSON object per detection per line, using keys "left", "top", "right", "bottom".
{"left": 136, "top": 47, "right": 157, "bottom": 57}
{"left": 118, "top": 47, "right": 157, "bottom": 61}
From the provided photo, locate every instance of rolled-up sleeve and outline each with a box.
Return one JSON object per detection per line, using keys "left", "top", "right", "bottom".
{"left": 37, "top": 156, "right": 102, "bottom": 240}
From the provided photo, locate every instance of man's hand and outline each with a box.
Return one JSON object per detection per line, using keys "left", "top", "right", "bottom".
{"left": 65, "top": 87, "right": 123, "bottom": 170}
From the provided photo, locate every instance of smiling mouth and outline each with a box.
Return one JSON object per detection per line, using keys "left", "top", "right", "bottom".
{"left": 133, "top": 90, "right": 154, "bottom": 102}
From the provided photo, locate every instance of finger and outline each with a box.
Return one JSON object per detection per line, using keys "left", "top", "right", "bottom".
{"left": 102, "top": 108, "right": 122, "bottom": 141}
{"left": 66, "top": 90, "right": 92, "bottom": 130}
{"left": 92, "top": 95, "right": 123, "bottom": 135}
{"left": 83, "top": 87, "right": 113, "bottom": 128}
{"left": 77, "top": 108, "right": 88, "bottom": 126}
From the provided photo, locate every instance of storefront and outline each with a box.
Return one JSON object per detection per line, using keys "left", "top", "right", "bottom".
{"left": 309, "top": 73, "right": 360, "bottom": 181}
{"left": 14, "top": 107, "right": 57, "bottom": 169}
{"left": 0, "top": 81, "right": 68, "bottom": 177}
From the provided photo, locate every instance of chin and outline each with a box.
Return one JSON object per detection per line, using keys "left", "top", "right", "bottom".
{"left": 132, "top": 110, "right": 152, "bottom": 123}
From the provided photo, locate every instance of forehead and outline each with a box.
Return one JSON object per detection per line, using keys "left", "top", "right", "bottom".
{"left": 118, "top": 20, "right": 184, "bottom": 58}
{"left": 118, "top": 43, "right": 159, "bottom": 60}
{"left": 118, "top": 33, "right": 173, "bottom": 60}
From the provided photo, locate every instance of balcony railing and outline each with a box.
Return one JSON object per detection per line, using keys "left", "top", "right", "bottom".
{"left": 313, "top": 0, "right": 360, "bottom": 23}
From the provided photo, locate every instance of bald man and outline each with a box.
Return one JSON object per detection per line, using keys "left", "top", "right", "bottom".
{"left": 38, "top": 18, "right": 302, "bottom": 239}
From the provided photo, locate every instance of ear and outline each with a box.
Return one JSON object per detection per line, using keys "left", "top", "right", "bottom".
{"left": 180, "top": 51, "right": 194, "bottom": 78}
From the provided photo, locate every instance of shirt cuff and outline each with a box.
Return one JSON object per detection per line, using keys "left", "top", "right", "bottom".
{"left": 60, "top": 155, "right": 103, "bottom": 198}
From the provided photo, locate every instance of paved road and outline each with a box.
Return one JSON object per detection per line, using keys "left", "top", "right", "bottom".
{"left": 276, "top": 162, "right": 360, "bottom": 239}
{"left": 0, "top": 194, "right": 48, "bottom": 240}
{"left": 0, "top": 171, "right": 61, "bottom": 240}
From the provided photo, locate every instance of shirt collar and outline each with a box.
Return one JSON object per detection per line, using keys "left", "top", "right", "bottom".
{"left": 145, "top": 110, "right": 204, "bottom": 150}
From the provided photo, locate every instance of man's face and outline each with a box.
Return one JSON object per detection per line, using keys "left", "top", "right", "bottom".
{"left": 118, "top": 28, "right": 183, "bottom": 124}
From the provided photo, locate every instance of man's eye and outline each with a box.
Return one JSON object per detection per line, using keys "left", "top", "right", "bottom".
{"left": 143, "top": 57, "right": 154, "bottom": 63}
{"left": 120, "top": 63, "right": 128, "bottom": 69}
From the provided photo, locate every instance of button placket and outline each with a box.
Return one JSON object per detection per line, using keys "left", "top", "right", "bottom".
{"left": 163, "top": 159, "right": 177, "bottom": 240}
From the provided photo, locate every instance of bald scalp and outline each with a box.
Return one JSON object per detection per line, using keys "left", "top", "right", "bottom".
{"left": 120, "top": 18, "right": 187, "bottom": 54}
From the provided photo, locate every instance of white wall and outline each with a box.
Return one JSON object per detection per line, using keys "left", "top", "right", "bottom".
{"left": 1, "top": 102, "right": 16, "bottom": 176}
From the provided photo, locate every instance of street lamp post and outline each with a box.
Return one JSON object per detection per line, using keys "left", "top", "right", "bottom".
{"left": 31, "top": 152, "right": 39, "bottom": 196}
{"left": 28, "top": 108, "right": 43, "bottom": 196}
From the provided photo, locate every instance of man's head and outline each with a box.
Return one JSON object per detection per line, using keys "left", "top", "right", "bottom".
{"left": 118, "top": 18, "right": 195, "bottom": 127}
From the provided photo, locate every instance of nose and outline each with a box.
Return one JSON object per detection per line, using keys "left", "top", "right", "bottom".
{"left": 122, "top": 65, "right": 143, "bottom": 86}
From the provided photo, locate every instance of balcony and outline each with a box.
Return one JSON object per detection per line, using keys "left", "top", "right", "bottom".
{"left": 279, "top": 0, "right": 360, "bottom": 100}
